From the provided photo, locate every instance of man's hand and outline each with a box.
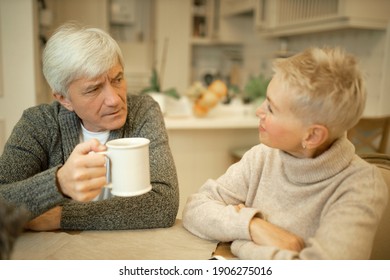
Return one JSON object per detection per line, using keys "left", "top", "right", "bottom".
{"left": 25, "top": 206, "right": 62, "bottom": 231}
{"left": 57, "top": 139, "right": 107, "bottom": 201}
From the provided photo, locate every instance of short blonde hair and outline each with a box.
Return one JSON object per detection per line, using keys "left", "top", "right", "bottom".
{"left": 273, "top": 47, "right": 366, "bottom": 138}
{"left": 43, "top": 22, "right": 124, "bottom": 97}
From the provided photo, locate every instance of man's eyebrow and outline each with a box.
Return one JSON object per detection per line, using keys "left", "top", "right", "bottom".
{"left": 83, "top": 80, "right": 103, "bottom": 92}
{"left": 112, "top": 71, "right": 124, "bottom": 79}
{"left": 82, "top": 70, "right": 124, "bottom": 92}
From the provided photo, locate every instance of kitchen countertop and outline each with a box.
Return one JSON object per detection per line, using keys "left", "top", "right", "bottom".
{"left": 164, "top": 98, "right": 259, "bottom": 130}
{"left": 164, "top": 114, "right": 259, "bottom": 129}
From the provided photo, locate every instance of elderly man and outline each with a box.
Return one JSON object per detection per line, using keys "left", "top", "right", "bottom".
{"left": 0, "top": 23, "right": 179, "bottom": 231}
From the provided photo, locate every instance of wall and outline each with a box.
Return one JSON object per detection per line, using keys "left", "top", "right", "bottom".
{"left": 169, "top": 127, "right": 259, "bottom": 218}
{"left": 155, "top": 0, "right": 191, "bottom": 94}
{"left": 0, "top": 0, "right": 39, "bottom": 154}
{"left": 51, "top": 0, "right": 108, "bottom": 31}
{"left": 381, "top": 22, "right": 390, "bottom": 153}
{"left": 0, "top": 1, "right": 3, "bottom": 153}
{"left": 380, "top": 22, "right": 390, "bottom": 117}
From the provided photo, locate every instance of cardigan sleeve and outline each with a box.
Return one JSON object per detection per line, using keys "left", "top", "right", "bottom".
{"left": 1, "top": 96, "right": 179, "bottom": 230}
{"left": 60, "top": 95, "right": 179, "bottom": 230}
{"left": 0, "top": 105, "right": 68, "bottom": 217}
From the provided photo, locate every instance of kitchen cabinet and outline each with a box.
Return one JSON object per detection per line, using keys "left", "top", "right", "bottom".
{"left": 190, "top": 0, "right": 249, "bottom": 93}
{"left": 156, "top": 0, "right": 247, "bottom": 94}
{"left": 255, "top": 0, "right": 390, "bottom": 37}
{"left": 191, "top": 0, "right": 217, "bottom": 42}
{"left": 191, "top": 0, "right": 246, "bottom": 44}
{"left": 220, "top": 0, "right": 255, "bottom": 17}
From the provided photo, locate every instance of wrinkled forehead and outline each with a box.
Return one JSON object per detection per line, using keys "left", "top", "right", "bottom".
{"left": 69, "top": 56, "right": 123, "bottom": 85}
{"left": 70, "top": 62, "right": 124, "bottom": 87}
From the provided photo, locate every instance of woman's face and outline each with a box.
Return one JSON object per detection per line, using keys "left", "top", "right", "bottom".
{"left": 55, "top": 62, "right": 128, "bottom": 132}
{"left": 256, "top": 76, "right": 308, "bottom": 157}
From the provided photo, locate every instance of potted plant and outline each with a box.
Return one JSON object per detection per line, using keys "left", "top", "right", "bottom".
{"left": 141, "top": 68, "right": 180, "bottom": 114}
{"left": 242, "top": 74, "right": 270, "bottom": 105}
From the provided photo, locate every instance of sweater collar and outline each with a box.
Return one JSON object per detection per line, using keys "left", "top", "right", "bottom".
{"left": 279, "top": 136, "right": 356, "bottom": 184}
{"left": 57, "top": 104, "right": 126, "bottom": 160}
{"left": 58, "top": 105, "right": 80, "bottom": 162}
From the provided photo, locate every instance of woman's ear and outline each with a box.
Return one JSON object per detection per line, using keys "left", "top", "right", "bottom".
{"left": 53, "top": 93, "right": 74, "bottom": 111}
{"left": 303, "top": 125, "right": 329, "bottom": 149}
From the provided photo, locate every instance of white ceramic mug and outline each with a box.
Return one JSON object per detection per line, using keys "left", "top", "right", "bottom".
{"left": 99, "top": 137, "right": 152, "bottom": 197}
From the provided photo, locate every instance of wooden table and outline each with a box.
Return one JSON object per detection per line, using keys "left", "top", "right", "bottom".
{"left": 11, "top": 220, "right": 218, "bottom": 260}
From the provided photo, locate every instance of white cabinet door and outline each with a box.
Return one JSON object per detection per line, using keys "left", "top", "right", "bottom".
{"left": 256, "top": 0, "right": 390, "bottom": 37}
{"left": 220, "top": 0, "right": 255, "bottom": 17}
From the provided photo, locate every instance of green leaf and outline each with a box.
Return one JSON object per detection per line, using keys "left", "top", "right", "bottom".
{"left": 163, "top": 88, "right": 181, "bottom": 100}
{"left": 140, "top": 87, "right": 153, "bottom": 95}
{"left": 150, "top": 68, "right": 161, "bottom": 92}
{"left": 243, "top": 74, "right": 270, "bottom": 101}
{"left": 140, "top": 68, "right": 181, "bottom": 100}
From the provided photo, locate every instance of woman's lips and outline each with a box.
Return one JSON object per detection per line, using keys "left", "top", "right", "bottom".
{"left": 259, "top": 122, "right": 266, "bottom": 132}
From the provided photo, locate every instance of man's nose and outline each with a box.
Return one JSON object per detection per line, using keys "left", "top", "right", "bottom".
{"left": 102, "top": 83, "right": 121, "bottom": 106}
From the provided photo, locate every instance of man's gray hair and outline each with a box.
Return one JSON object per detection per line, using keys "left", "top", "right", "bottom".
{"left": 42, "top": 22, "right": 124, "bottom": 97}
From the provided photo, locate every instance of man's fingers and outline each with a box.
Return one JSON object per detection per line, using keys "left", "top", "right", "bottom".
{"left": 85, "top": 153, "right": 107, "bottom": 167}
{"left": 71, "top": 177, "right": 107, "bottom": 202}
{"left": 72, "top": 166, "right": 107, "bottom": 181}
{"left": 74, "top": 139, "right": 106, "bottom": 155}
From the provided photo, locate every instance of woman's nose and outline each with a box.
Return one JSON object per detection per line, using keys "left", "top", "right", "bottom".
{"left": 255, "top": 102, "right": 266, "bottom": 119}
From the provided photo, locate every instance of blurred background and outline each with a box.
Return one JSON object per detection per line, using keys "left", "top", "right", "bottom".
{"left": 1, "top": 0, "right": 390, "bottom": 217}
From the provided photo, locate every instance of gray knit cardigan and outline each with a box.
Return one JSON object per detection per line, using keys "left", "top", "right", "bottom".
{"left": 0, "top": 94, "right": 179, "bottom": 230}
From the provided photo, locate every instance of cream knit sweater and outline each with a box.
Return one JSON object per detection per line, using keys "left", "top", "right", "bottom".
{"left": 183, "top": 137, "right": 388, "bottom": 259}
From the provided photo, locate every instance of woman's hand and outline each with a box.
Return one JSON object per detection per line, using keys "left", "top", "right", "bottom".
{"left": 234, "top": 204, "right": 305, "bottom": 252}
{"left": 234, "top": 203, "right": 245, "bottom": 212}
{"left": 249, "top": 217, "right": 305, "bottom": 252}
{"left": 56, "top": 139, "right": 107, "bottom": 201}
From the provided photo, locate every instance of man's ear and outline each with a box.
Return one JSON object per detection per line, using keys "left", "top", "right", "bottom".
{"left": 303, "top": 125, "right": 329, "bottom": 149}
{"left": 53, "top": 93, "right": 74, "bottom": 111}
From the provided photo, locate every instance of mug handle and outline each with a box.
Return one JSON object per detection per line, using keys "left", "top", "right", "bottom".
{"left": 96, "top": 151, "right": 112, "bottom": 189}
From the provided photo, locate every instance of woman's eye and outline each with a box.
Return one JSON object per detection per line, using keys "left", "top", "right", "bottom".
{"left": 267, "top": 103, "right": 273, "bottom": 113}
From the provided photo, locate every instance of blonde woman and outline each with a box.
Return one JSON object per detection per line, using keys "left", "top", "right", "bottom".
{"left": 183, "top": 47, "right": 388, "bottom": 259}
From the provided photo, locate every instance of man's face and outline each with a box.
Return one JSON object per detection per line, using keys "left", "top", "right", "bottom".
{"left": 55, "top": 63, "right": 128, "bottom": 132}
